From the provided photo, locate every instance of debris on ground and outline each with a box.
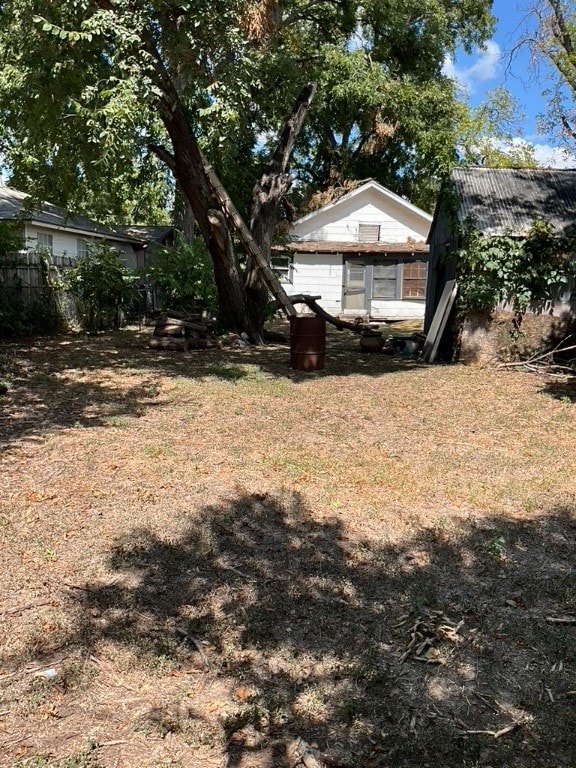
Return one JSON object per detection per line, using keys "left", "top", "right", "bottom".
{"left": 395, "top": 610, "right": 465, "bottom": 664}
{"left": 147, "top": 310, "right": 218, "bottom": 350}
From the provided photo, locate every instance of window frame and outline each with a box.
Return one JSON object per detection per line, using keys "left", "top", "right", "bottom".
{"left": 36, "top": 232, "right": 53, "bottom": 255}
{"left": 370, "top": 258, "right": 428, "bottom": 302}
{"left": 271, "top": 252, "right": 293, "bottom": 283}
{"left": 401, "top": 260, "right": 427, "bottom": 301}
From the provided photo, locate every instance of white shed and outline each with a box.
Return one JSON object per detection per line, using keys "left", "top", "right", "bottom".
{"left": 278, "top": 180, "right": 432, "bottom": 321}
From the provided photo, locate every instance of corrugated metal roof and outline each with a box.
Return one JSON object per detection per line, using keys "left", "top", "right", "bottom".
{"left": 451, "top": 167, "right": 576, "bottom": 236}
{"left": 0, "top": 186, "right": 143, "bottom": 244}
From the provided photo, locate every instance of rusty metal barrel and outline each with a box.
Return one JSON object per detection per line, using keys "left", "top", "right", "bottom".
{"left": 289, "top": 315, "right": 326, "bottom": 372}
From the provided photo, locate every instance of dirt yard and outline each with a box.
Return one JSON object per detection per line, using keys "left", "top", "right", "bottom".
{"left": 1, "top": 324, "right": 575, "bottom": 768}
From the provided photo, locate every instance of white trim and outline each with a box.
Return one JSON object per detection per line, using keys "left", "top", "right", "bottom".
{"left": 27, "top": 219, "right": 141, "bottom": 245}
{"left": 292, "top": 180, "right": 433, "bottom": 228}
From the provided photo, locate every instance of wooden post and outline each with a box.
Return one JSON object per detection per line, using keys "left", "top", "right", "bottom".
{"left": 200, "top": 153, "right": 297, "bottom": 317}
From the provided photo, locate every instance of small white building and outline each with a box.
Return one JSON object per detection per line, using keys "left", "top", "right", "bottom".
{"left": 277, "top": 180, "right": 432, "bottom": 321}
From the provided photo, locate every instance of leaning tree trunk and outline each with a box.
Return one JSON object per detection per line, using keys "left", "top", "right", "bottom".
{"left": 152, "top": 87, "right": 258, "bottom": 337}
{"left": 247, "top": 83, "right": 317, "bottom": 330}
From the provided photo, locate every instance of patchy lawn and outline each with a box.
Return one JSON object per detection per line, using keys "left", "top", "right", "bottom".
{"left": 0, "top": 324, "right": 575, "bottom": 768}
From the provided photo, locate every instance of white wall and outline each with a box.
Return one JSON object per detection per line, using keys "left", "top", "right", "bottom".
{"left": 24, "top": 224, "right": 138, "bottom": 269}
{"left": 291, "top": 186, "right": 431, "bottom": 244}
{"left": 290, "top": 252, "right": 344, "bottom": 315}
{"left": 371, "top": 299, "right": 425, "bottom": 321}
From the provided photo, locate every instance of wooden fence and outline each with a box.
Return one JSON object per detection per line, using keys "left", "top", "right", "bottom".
{"left": 0, "top": 250, "right": 79, "bottom": 328}
{"left": 0, "top": 251, "right": 161, "bottom": 329}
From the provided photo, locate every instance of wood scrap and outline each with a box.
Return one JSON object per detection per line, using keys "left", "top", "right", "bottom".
{"left": 285, "top": 737, "right": 345, "bottom": 768}
{"left": 398, "top": 611, "right": 464, "bottom": 664}
{"left": 545, "top": 615, "right": 576, "bottom": 624}
{"left": 458, "top": 722, "right": 521, "bottom": 739}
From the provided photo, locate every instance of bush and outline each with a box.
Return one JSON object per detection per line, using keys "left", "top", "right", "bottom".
{"left": 66, "top": 243, "right": 137, "bottom": 333}
{"left": 143, "top": 236, "right": 216, "bottom": 315}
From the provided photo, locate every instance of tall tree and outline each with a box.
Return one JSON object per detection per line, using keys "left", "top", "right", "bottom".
{"left": 456, "top": 88, "right": 537, "bottom": 168}
{"left": 0, "top": 0, "right": 494, "bottom": 339}
{"left": 525, "top": 0, "right": 576, "bottom": 144}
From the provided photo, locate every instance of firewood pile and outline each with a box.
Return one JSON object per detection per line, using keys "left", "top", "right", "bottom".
{"left": 147, "top": 311, "right": 217, "bottom": 351}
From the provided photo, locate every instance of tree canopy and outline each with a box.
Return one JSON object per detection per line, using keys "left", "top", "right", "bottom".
{"left": 525, "top": 0, "right": 576, "bottom": 145}
{"left": 0, "top": 0, "right": 495, "bottom": 336}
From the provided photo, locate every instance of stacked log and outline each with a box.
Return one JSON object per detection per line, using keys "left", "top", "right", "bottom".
{"left": 148, "top": 313, "right": 217, "bottom": 351}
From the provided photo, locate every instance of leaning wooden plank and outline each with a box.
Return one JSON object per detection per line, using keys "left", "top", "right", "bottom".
{"left": 421, "top": 280, "right": 458, "bottom": 363}
{"left": 201, "top": 153, "right": 296, "bottom": 318}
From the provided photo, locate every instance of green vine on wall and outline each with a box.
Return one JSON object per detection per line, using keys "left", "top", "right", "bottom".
{"left": 455, "top": 218, "right": 576, "bottom": 337}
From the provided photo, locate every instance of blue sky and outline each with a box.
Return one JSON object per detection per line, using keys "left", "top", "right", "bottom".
{"left": 443, "top": 0, "right": 576, "bottom": 167}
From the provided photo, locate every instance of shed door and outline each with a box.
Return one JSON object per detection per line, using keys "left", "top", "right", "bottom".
{"left": 343, "top": 260, "right": 366, "bottom": 310}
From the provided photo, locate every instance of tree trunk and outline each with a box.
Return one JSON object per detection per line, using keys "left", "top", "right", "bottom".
{"left": 173, "top": 183, "right": 195, "bottom": 246}
{"left": 247, "top": 83, "right": 317, "bottom": 329}
{"left": 154, "top": 97, "right": 258, "bottom": 338}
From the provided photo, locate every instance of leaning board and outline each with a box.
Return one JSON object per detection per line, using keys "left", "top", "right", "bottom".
{"left": 421, "top": 280, "right": 458, "bottom": 363}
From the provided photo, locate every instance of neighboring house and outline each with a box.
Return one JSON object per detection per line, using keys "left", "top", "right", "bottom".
{"left": 0, "top": 186, "right": 145, "bottom": 267}
{"left": 277, "top": 180, "right": 432, "bottom": 321}
{"left": 424, "top": 167, "right": 576, "bottom": 359}
{"left": 116, "top": 225, "right": 177, "bottom": 270}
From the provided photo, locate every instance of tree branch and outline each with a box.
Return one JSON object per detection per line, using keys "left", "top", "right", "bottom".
{"left": 148, "top": 143, "right": 177, "bottom": 173}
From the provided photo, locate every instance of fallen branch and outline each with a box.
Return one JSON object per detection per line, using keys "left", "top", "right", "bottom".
{"left": 95, "top": 740, "right": 128, "bottom": 748}
{"left": 546, "top": 615, "right": 576, "bottom": 624}
{"left": 497, "top": 336, "right": 576, "bottom": 372}
{"left": 269, "top": 293, "right": 367, "bottom": 334}
{"left": 459, "top": 722, "right": 520, "bottom": 739}
{"left": 0, "top": 600, "right": 54, "bottom": 617}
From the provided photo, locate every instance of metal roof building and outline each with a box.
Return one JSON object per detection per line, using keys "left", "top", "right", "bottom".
{"left": 446, "top": 167, "right": 576, "bottom": 238}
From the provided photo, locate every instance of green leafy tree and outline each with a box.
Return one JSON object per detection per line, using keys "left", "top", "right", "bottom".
{"left": 143, "top": 236, "right": 216, "bottom": 314}
{"left": 456, "top": 88, "right": 537, "bottom": 169}
{"left": 0, "top": 0, "right": 494, "bottom": 339}
{"left": 66, "top": 243, "right": 137, "bottom": 333}
{"left": 523, "top": 1, "right": 576, "bottom": 147}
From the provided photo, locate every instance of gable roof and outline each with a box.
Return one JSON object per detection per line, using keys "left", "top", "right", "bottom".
{"left": 446, "top": 167, "right": 576, "bottom": 237}
{"left": 292, "top": 179, "right": 433, "bottom": 229}
{"left": 0, "top": 186, "right": 144, "bottom": 244}
{"left": 115, "top": 225, "right": 175, "bottom": 243}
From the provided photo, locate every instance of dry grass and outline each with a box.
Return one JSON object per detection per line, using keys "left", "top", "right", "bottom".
{"left": 1, "top": 323, "right": 575, "bottom": 767}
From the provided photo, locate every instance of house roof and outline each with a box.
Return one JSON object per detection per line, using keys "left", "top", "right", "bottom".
{"left": 284, "top": 240, "right": 428, "bottom": 254}
{"left": 0, "top": 186, "right": 144, "bottom": 244}
{"left": 116, "top": 225, "right": 175, "bottom": 243}
{"left": 447, "top": 167, "right": 576, "bottom": 237}
{"left": 292, "top": 179, "right": 433, "bottom": 228}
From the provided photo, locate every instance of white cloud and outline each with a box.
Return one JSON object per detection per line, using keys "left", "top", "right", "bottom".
{"left": 489, "top": 136, "right": 576, "bottom": 168}
{"left": 443, "top": 41, "right": 502, "bottom": 93}
{"left": 531, "top": 142, "right": 576, "bottom": 168}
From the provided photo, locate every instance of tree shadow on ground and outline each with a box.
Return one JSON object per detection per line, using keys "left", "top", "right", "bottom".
{"left": 17, "top": 491, "right": 576, "bottom": 767}
{"left": 0, "top": 327, "right": 423, "bottom": 453}
{"left": 540, "top": 377, "right": 576, "bottom": 403}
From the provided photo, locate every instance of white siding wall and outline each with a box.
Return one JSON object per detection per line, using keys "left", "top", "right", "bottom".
{"left": 24, "top": 224, "right": 137, "bottom": 268}
{"left": 291, "top": 187, "right": 430, "bottom": 244}
{"left": 290, "top": 253, "right": 343, "bottom": 315}
{"left": 371, "top": 299, "right": 425, "bottom": 321}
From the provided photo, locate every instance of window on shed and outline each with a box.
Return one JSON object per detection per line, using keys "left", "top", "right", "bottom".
{"left": 36, "top": 232, "right": 53, "bottom": 254}
{"left": 402, "top": 261, "right": 427, "bottom": 299}
{"left": 358, "top": 223, "right": 381, "bottom": 242}
{"left": 373, "top": 261, "right": 398, "bottom": 299}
